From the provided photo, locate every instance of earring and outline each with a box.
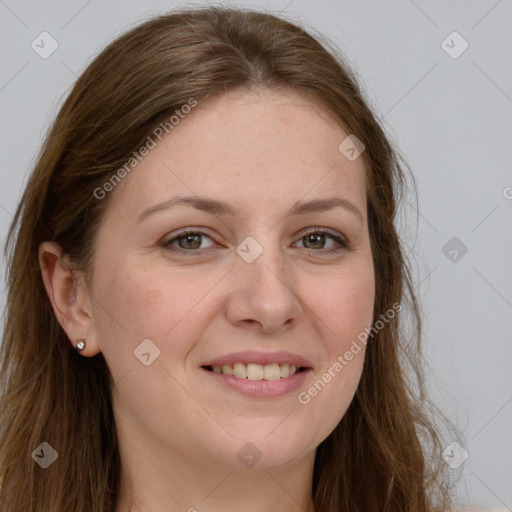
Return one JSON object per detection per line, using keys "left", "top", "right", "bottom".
{"left": 74, "top": 338, "right": 86, "bottom": 352}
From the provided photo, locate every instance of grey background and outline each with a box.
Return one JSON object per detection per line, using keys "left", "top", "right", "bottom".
{"left": 1, "top": 0, "right": 511, "bottom": 508}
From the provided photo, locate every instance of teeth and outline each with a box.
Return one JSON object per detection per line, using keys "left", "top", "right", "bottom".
{"left": 233, "top": 363, "right": 246, "bottom": 379}
{"left": 221, "top": 364, "right": 233, "bottom": 375}
{"left": 209, "top": 362, "right": 300, "bottom": 380}
{"left": 247, "top": 363, "right": 264, "bottom": 380}
{"left": 263, "top": 363, "right": 280, "bottom": 381}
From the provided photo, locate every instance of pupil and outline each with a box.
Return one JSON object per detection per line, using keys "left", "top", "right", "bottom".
{"left": 179, "top": 234, "right": 201, "bottom": 249}
{"left": 305, "top": 234, "right": 324, "bottom": 249}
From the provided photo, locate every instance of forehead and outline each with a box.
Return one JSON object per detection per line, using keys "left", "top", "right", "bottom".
{"left": 104, "top": 88, "right": 367, "bottom": 221}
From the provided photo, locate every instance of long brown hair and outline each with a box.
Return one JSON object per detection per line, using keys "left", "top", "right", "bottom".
{"left": 0, "top": 6, "right": 458, "bottom": 511}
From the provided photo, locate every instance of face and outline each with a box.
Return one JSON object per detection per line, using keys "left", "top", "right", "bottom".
{"left": 86, "top": 88, "right": 375, "bottom": 471}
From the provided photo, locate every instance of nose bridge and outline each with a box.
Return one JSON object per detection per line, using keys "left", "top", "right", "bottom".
{"left": 237, "top": 231, "right": 288, "bottom": 288}
{"left": 225, "top": 231, "right": 302, "bottom": 332}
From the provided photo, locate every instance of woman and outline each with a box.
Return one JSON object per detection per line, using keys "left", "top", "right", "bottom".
{"left": 0, "top": 6, "right": 457, "bottom": 511}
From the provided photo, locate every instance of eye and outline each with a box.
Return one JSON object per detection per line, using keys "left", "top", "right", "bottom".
{"left": 294, "top": 229, "right": 349, "bottom": 253}
{"left": 161, "top": 229, "right": 216, "bottom": 253}
{"left": 161, "top": 228, "right": 350, "bottom": 255}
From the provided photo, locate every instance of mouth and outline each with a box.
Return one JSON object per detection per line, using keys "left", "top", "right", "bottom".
{"left": 201, "top": 363, "right": 310, "bottom": 381}
{"left": 199, "top": 351, "right": 313, "bottom": 398}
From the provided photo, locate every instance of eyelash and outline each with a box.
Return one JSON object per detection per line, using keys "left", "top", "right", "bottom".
{"left": 161, "top": 228, "right": 350, "bottom": 255}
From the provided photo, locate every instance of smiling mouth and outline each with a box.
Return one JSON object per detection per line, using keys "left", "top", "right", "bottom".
{"left": 202, "top": 363, "right": 309, "bottom": 380}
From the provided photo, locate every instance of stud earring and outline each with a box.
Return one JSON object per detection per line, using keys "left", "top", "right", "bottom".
{"left": 74, "top": 338, "right": 86, "bottom": 352}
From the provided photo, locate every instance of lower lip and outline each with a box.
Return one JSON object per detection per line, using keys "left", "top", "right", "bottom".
{"left": 201, "top": 367, "right": 312, "bottom": 399}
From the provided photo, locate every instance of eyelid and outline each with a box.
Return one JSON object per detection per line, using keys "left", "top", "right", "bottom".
{"left": 161, "top": 226, "right": 350, "bottom": 254}
{"left": 296, "top": 228, "right": 350, "bottom": 251}
{"left": 161, "top": 228, "right": 217, "bottom": 251}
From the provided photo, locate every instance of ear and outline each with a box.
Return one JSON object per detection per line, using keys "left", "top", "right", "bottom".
{"left": 38, "top": 241, "right": 101, "bottom": 357}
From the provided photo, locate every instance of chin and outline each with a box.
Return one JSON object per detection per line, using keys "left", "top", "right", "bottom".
{"left": 202, "top": 425, "right": 318, "bottom": 471}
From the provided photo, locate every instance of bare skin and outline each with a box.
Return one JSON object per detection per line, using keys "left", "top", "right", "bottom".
{"left": 39, "top": 88, "right": 375, "bottom": 512}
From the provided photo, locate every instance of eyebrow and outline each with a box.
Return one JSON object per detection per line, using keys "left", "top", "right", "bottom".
{"left": 137, "top": 195, "right": 364, "bottom": 223}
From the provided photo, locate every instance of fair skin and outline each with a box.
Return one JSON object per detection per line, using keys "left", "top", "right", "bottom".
{"left": 39, "top": 88, "right": 375, "bottom": 512}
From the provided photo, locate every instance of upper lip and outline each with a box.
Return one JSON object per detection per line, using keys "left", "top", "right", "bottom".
{"left": 201, "top": 350, "right": 313, "bottom": 368}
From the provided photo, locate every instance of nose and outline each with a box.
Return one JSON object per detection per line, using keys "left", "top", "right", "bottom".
{"left": 224, "top": 242, "right": 303, "bottom": 335}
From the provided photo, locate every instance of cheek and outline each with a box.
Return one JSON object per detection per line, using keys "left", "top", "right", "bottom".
{"left": 314, "top": 261, "right": 375, "bottom": 349}
{"left": 89, "top": 259, "right": 220, "bottom": 373}
{"left": 303, "top": 262, "right": 374, "bottom": 410}
{"left": 300, "top": 271, "right": 373, "bottom": 435}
